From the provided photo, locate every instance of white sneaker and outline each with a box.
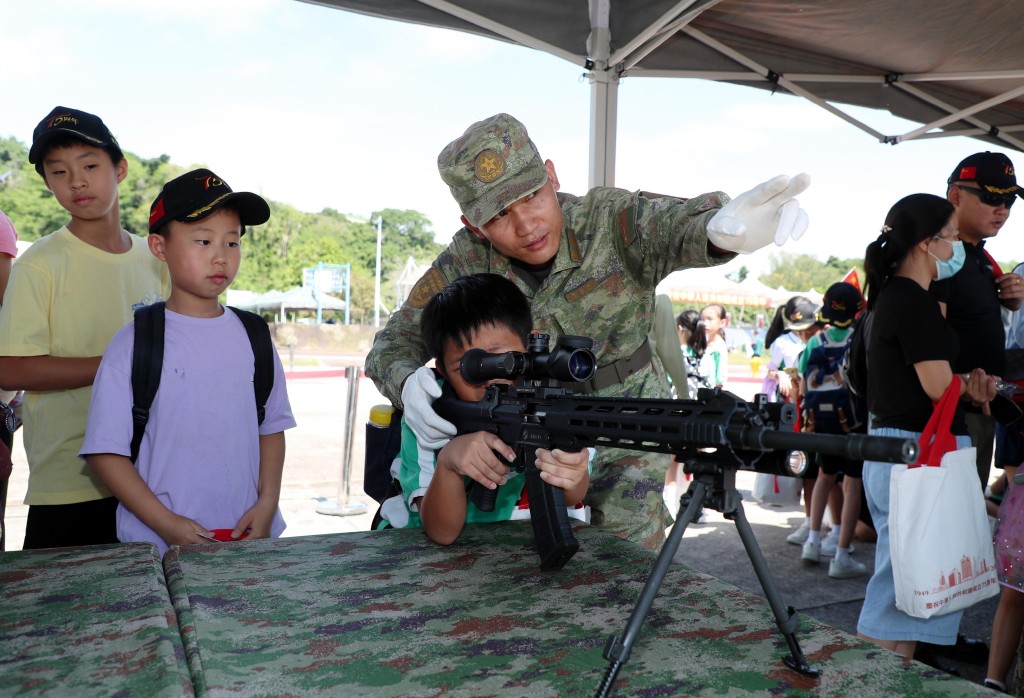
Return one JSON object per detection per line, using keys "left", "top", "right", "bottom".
{"left": 787, "top": 521, "right": 811, "bottom": 545}
{"left": 820, "top": 536, "right": 853, "bottom": 558}
{"left": 801, "top": 539, "right": 821, "bottom": 564}
{"left": 829, "top": 556, "right": 867, "bottom": 579}
{"left": 692, "top": 509, "right": 708, "bottom": 524}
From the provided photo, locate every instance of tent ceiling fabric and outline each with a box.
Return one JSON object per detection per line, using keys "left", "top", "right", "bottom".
{"left": 303, "top": 0, "right": 1024, "bottom": 152}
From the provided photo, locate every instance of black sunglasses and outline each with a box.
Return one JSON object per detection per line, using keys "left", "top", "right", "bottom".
{"left": 957, "top": 185, "right": 1017, "bottom": 209}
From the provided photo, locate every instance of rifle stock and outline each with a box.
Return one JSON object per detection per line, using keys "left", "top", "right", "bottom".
{"left": 434, "top": 383, "right": 917, "bottom": 571}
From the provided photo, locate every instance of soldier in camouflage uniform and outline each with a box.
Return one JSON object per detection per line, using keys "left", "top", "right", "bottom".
{"left": 365, "top": 113, "right": 810, "bottom": 550}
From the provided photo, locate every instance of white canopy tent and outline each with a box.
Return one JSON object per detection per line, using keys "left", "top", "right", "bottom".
{"left": 302, "top": 0, "right": 1024, "bottom": 188}
{"left": 228, "top": 287, "right": 346, "bottom": 323}
{"left": 657, "top": 266, "right": 820, "bottom": 309}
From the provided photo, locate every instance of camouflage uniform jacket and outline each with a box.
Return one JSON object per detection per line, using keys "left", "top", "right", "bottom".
{"left": 366, "top": 186, "right": 734, "bottom": 407}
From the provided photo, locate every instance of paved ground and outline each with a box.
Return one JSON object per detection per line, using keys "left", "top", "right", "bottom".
{"left": 1, "top": 361, "right": 1005, "bottom": 690}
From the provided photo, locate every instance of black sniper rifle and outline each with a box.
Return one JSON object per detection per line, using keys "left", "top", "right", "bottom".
{"left": 434, "top": 334, "right": 915, "bottom": 571}
{"left": 433, "top": 334, "right": 918, "bottom": 691}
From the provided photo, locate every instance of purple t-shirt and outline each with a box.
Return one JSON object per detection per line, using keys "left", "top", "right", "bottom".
{"left": 80, "top": 307, "right": 296, "bottom": 553}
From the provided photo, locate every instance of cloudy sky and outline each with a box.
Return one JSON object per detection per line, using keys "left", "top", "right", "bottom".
{"left": 2, "top": 0, "right": 1020, "bottom": 276}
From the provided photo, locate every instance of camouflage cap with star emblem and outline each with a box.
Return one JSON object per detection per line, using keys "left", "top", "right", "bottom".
{"left": 437, "top": 113, "right": 549, "bottom": 228}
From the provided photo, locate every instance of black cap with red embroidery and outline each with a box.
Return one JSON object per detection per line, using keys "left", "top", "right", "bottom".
{"left": 816, "top": 282, "right": 862, "bottom": 328}
{"left": 28, "top": 106, "right": 123, "bottom": 165}
{"left": 947, "top": 151, "right": 1021, "bottom": 197}
{"left": 149, "top": 169, "right": 270, "bottom": 234}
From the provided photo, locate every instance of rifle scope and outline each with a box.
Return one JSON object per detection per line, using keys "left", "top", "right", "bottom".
{"left": 461, "top": 334, "right": 597, "bottom": 385}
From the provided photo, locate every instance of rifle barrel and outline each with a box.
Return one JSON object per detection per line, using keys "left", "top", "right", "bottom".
{"left": 726, "top": 426, "right": 917, "bottom": 464}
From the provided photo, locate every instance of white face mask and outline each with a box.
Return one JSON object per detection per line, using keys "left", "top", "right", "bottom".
{"left": 929, "top": 237, "right": 966, "bottom": 281}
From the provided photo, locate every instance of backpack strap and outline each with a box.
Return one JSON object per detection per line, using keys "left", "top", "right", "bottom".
{"left": 228, "top": 306, "right": 274, "bottom": 425}
{"left": 131, "top": 302, "right": 166, "bottom": 464}
{"left": 982, "top": 247, "right": 1003, "bottom": 277}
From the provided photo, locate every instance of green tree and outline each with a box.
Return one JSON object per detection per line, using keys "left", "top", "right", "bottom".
{"left": 360, "top": 209, "right": 443, "bottom": 305}
{"left": 0, "top": 134, "right": 445, "bottom": 324}
{"left": 759, "top": 252, "right": 861, "bottom": 293}
{"left": 348, "top": 267, "right": 376, "bottom": 324}
{"left": 0, "top": 136, "right": 65, "bottom": 239}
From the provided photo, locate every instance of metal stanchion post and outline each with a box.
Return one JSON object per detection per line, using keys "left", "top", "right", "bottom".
{"left": 317, "top": 366, "right": 369, "bottom": 517}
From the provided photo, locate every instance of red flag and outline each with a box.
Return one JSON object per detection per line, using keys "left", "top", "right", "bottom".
{"left": 841, "top": 268, "right": 860, "bottom": 292}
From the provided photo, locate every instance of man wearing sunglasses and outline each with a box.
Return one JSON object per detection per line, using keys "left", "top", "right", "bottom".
{"left": 917, "top": 152, "right": 1024, "bottom": 673}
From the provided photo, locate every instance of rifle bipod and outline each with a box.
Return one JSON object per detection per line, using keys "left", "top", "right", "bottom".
{"left": 595, "top": 459, "right": 820, "bottom": 697}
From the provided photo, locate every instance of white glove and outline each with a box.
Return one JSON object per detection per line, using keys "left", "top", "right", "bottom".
{"left": 401, "top": 366, "right": 457, "bottom": 450}
{"left": 707, "top": 174, "right": 811, "bottom": 254}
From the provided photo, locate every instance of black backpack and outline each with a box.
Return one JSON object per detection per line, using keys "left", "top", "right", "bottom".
{"left": 840, "top": 310, "right": 872, "bottom": 403}
{"left": 130, "top": 301, "right": 274, "bottom": 463}
{"left": 364, "top": 408, "right": 404, "bottom": 504}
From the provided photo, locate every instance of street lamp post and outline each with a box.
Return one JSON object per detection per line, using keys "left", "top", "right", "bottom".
{"left": 374, "top": 216, "right": 383, "bottom": 328}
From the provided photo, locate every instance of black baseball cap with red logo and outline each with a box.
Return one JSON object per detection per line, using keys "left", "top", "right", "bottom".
{"left": 816, "top": 282, "right": 862, "bottom": 328}
{"left": 947, "top": 151, "right": 1022, "bottom": 197}
{"left": 149, "top": 168, "right": 270, "bottom": 234}
{"left": 28, "top": 106, "right": 124, "bottom": 165}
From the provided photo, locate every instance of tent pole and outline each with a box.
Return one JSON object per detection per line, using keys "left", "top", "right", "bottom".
{"left": 588, "top": 0, "right": 617, "bottom": 188}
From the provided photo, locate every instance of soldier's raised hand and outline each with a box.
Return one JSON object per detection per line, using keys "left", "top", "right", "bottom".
{"left": 708, "top": 174, "right": 811, "bottom": 254}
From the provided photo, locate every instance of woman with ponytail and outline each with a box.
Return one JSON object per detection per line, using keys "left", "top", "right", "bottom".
{"left": 856, "top": 193, "right": 996, "bottom": 659}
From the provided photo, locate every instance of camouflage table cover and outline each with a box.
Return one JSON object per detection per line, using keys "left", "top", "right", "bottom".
{"left": 163, "top": 524, "right": 993, "bottom": 697}
{"left": 0, "top": 542, "right": 193, "bottom": 697}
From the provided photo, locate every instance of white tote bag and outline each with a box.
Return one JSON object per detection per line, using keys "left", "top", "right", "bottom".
{"left": 752, "top": 472, "right": 802, "bottom": 505}
{"left": 890, "top": 377, "right": 999, "bottom": 618}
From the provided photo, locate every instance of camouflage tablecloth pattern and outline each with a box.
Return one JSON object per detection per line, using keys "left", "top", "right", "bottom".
{"left": 0, "top": 542, "right": 193, "bottom": 697}
{"left": 163, "top": 524, "right": 992, "bottom": 697}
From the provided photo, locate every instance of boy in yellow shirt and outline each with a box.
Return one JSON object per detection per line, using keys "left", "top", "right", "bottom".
{"left": 0, "top": 107, "right": 168, "bottom": 549}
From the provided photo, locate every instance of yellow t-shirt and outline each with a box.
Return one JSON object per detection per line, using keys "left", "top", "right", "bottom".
{"left": 0, "top": 227, "right": 169, "bottom": 505}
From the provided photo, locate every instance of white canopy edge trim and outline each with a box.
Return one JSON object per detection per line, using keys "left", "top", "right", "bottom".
{"left": 415, "top": 0, "right": 585, "bottom": 66}
{"left": 618, "top": 5, "right": 715, "bottom": 72}
{"left": 679, "top": 26, "right": 885, "bottom": 141}
{"left": 891, "top": 82, "right": 1024, "bottom": 150}
{"left": 607, "top": 0, "right": 713, "bottom": 68}
{"left": 626, "top": 25, "right": 1024, "bottom": 150}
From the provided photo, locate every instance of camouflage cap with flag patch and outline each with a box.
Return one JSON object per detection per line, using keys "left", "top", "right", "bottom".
{"left": 437, "top": 113, "right": 548, "bottom": 228}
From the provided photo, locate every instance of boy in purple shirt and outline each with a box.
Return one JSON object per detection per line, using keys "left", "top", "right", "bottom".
{"left": 80, "top": 169, "right": 295, "bottom": 554}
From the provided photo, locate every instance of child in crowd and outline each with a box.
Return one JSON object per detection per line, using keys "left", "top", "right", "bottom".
{"left": 798, "top": 282, "right": 868, "bottom": 579}
{"left": 762, "top": 296, "right": 828, "bottom": 546}
{"left": 0, "top": 107, "right": 169, "bottom": 549}
{"left": 699, "top": 303, "right": 729, "bottom": 388}
{"left": 377, "top": 273, "right": 590, "bottom": 545}
{"left": 80, "top": 169, "right": 295, "bottom": 555}
{"left": 762, "top": 295, "right": 820, "bottom": 402}
{"left": 677, "top": 309, "right": 709, "bottom": 397}
{"left": 667, "top": 307, "right": 720, "bottom": 522}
